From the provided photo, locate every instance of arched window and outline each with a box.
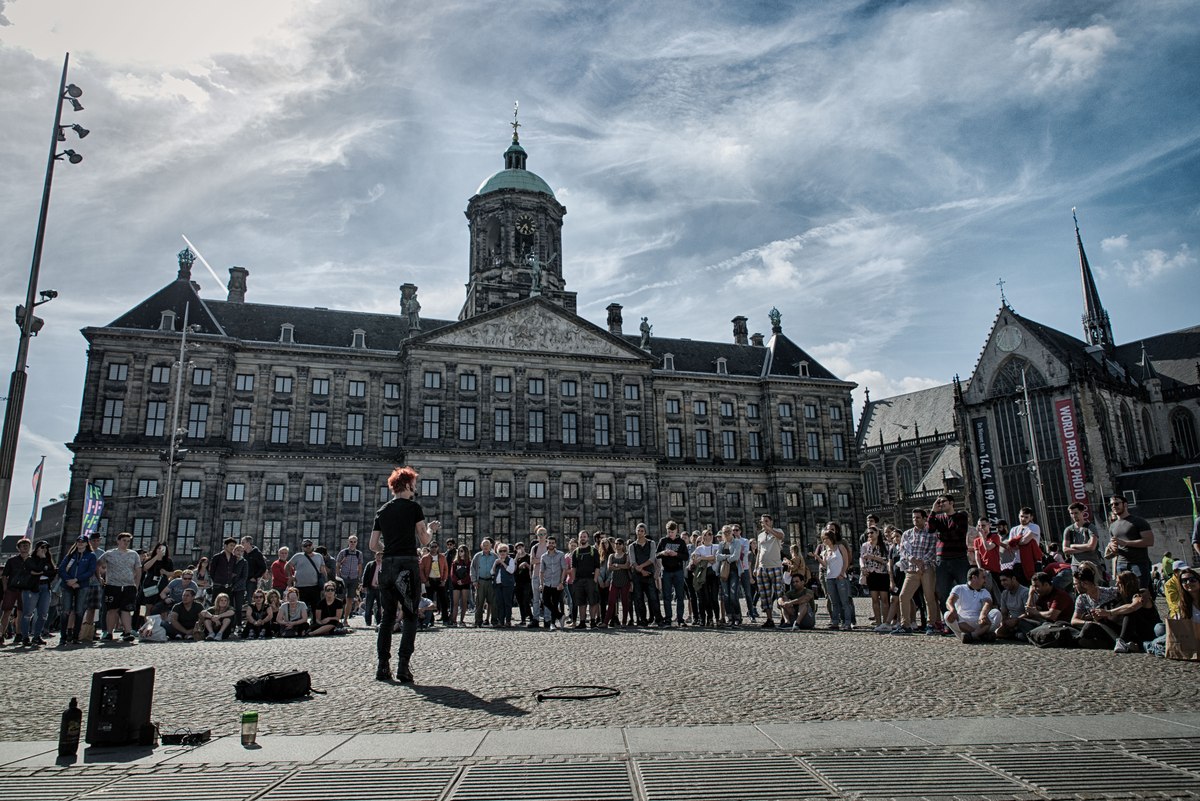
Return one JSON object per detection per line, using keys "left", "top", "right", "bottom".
{"left": 1171, "top": 407, "right": 1199, "bottom": 459}
{"left": 1120, "top": 403, "right": 1140, "bottom": 465}
{"left": 1141, "top": 409, "right": 1156, "bottom": 457}
{"left": 864, "top": 464, "right": 880, "bottom": 507}
{"left": 895, "top": 458, "right": 914, "bottom": 495}
{"left": 989, "top": 357, "right": 1046, "bottom": 398}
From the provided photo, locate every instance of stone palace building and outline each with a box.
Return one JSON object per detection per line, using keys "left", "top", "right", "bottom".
{"left": 63, "top": 127, "right": 863, "bottom": 559}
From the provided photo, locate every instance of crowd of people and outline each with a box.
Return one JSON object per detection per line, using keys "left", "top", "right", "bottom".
{"left": 1, "top": 491, "right": 1197, "bottom": 660}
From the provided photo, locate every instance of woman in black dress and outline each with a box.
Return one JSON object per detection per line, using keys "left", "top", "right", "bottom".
{"left": 369, "top": 466, "right": 440, "bottom": 682}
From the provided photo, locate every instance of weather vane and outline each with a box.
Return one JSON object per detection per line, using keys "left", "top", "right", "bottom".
{"left": 511, "top": 100, "right": 521, "bottom": 143}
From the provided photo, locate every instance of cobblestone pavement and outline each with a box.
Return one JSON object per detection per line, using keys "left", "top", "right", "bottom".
{"left": 2, "top": 599, "right": 1197, "bottom": 742}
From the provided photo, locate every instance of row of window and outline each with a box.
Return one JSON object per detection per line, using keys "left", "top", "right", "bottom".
{"left": 423, "top": 371, "right": 619, "bottom": 399}
{"left": 664, "top": 489, "right": 851, "bottom": 509}
{"left": 108, "top": 363, "right": 381, "bottom": 398}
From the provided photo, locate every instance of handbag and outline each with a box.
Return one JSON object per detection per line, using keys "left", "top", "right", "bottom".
{"left": 1165, "top": 618, "right": 1200, "bottom": 661}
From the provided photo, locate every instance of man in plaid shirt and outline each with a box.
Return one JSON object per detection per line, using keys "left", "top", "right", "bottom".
{"left": 892, "top": 508, "right": 943, "bottom": 635}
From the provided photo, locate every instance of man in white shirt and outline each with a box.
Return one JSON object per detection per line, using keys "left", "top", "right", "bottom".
{"left": 528, "top": 527, "right": 549, "bottom": 628}
{"left": 944, "top": 567, "right": 1000, "bottom": 643}
{"left": 755, "top": 514, "right": 786, "bottom": 629}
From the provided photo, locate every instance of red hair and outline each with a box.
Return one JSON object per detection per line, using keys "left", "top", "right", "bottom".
{"left": 388, "top": 466, "right": 418, "bottom": 494}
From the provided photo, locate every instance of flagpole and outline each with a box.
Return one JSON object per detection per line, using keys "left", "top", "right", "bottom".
{"left": 25, "top": 455, "right": 45, "bottom": 539}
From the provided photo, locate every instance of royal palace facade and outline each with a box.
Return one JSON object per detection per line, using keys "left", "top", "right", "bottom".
{"left": 62, "top": 130, "right": 863, "bottom": 559}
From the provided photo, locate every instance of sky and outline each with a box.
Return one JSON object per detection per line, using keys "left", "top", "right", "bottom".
{"left": 0, "top": 0, "right": 1198, "bottom": 534}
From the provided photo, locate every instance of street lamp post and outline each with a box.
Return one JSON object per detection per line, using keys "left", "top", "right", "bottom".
{"left": 0, "top": 52, "right": 88, "bottom": 536}
{"left": 1015, "top": 367, "right": 1050, "bottom": 530}
{"left": 159, "top": 300, "right": 198, "bottom": 547}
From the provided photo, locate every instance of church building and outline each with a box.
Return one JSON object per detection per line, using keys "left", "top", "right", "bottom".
{"left": 62, "top": 122, "right": 863, "bottom": 559}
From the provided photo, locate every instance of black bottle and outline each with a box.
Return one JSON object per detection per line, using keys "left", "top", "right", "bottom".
{"left": 58, "top": 698, "right": 82, "bottom": 756}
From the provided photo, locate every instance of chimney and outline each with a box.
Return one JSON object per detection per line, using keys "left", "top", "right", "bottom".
{"left": 227, "top": 266, "right": 249, "bottom": 303}
{"left": 732, "top": 315, "right": 748, "bottom": 345}
{"left": 606, "top": 303, "right": 623, "bottom": 335}
{"left": 750, "top": 332, "right": 764, "bottom": 347}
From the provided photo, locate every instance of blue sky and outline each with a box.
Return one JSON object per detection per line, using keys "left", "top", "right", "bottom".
{"left": 0, "top": 0, "right": 1197, "bottom": 533}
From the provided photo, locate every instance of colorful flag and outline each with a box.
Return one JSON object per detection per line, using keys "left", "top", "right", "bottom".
{"left": 80, "top": 482, "right": 105, "bottom": 538}
{"left": 1186, "top": 476, "right": 1197, "bottom": 519}
{"left": 24, "top": 456, "right": 45, "bottom": 539}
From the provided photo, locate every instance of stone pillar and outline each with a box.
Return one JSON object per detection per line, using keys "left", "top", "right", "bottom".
{"left": 607, "top": 304, "right": 623, "bottom": 335}
{"left": 227, "top": 266, "right": 249, "bottom": 303}
{"left": 732, "top": 316, "right": 748, "bottom": 346}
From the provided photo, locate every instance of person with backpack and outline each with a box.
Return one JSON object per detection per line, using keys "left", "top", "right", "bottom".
{"left": 286, "top": 540, "right": 327, "bottom": 623}
{"left": 567, "top": 531, "right": 600, "bottom": 628}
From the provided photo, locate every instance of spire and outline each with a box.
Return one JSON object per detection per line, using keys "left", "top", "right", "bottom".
{"left": 504, "top": 100, "right": 527, "bottom": 170}
{"left": 1074, "top": 208, "right": 1113, "bottom": 349}
{"left": 1136, "top": 341, "right": 1159, "bottom": 381}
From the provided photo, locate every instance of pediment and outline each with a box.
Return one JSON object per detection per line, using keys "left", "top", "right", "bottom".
{"left": 418, "top": 300, "right": 646, "bottom": 360}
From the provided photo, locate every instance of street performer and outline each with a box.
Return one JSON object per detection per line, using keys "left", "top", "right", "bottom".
{"left": 370, "top": 466, "right": 440, "bottom": 683}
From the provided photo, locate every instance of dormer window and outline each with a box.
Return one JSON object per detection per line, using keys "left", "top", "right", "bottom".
{"left": 716, "top": 357, "right": 728, "bottom": 375}
{"left": 280, "top": 323, "right": 294, "bottom": 344}
{"left": 351, "top": 329, "right": 366, "bottom": 349}
{"left": 798, "top": 360, "right": 810, "bottom": 377}
{"left": 159, "top": 310, "right": 176, "bottom": 331}
{"left": 663, "top": 353, "right": 675, "bottom": 371}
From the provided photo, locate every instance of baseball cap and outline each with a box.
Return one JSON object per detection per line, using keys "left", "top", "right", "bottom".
{"left": 77, "top": 535, "right": 89, "bottom": 542}
{"left": 1174, "top": 560, "right": 1188, "bottom": 571}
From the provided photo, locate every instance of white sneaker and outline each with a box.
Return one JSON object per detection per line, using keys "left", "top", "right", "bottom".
{"left": 1114, "top": 638, "right": 1132, "bottom": 653}
{"left": 554, "top": 619, "right": 563, "bottom": 630}
{"left": 873, "top": 623, "right": 892, "bottom": 633}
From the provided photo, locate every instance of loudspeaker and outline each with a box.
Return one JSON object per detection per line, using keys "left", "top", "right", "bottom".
{"left": 85, "top": 666, "right": 155, "bottom": 746}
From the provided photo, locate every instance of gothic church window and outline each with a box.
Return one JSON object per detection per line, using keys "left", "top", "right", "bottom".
{"left": 1171, "top": 408, "right": 1199, "bottom": 458}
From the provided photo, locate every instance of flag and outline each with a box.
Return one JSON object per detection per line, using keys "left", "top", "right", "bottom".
{"left": 80, "top": 482, "right": 105, "bottom": 538}
{"left": 24, "top": 456, "right": 45, "bottom": 539}
{"left": 1186, "top": 476, "right": 1197, "bottom": 519}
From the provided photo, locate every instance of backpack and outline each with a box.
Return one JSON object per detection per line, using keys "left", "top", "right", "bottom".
{"left": 1027, "top": 622, "right": 1079, "bottom": 649}
{"left": 234, "top": 671, "right": 325, "bottom": 702}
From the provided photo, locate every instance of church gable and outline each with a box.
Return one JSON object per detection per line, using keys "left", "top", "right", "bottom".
{"left": 962, "top": 307, "right": 1077, "bottom": 404}
{"left": 417, "top": 298, "right": 648, "bottom": 360}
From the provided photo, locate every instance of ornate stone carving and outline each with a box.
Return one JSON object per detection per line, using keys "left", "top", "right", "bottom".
{"left": 429, "top": 305, "right": 635, "bottom": 358}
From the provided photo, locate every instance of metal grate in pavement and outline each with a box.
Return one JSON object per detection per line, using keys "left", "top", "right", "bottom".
{"left": 0, "top": 774, "right": 115, "bottom": 801}
{"left": 638, "top": 756, "right": 834, "bottom": 800}
{"left": 1124, "top": 742, "right": 1200, "bottom": 778}
{"left": 78, "top": 768, "right": 291, "bottom": 801}
{"left": 452, "top": 762, "right": 633, "bottom": 801}
{"left": 261, "top": 765, "right": 457, "bottom": 801}
{"left": 974, "top": 750, "right": 1197, "bottom": 797}
{"left": 804, "top": 752, "right": 1034, "bottom": 799}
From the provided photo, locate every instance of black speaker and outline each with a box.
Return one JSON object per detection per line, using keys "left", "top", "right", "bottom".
{"left": 85, "top": 666, "right": 155, "bottom": 746}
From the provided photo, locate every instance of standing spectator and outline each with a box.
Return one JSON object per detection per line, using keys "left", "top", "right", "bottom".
{"left": 336, "top": 535, "right": 364, "bottom": 622}
{"left": 419, "top": 541, "right": 450, "bottom": 625}
{"left": 733, "top": 524, "right": 756, "bottom": 623}
{"left": 140, "top": 543, "right": 173, "bottom": 618}
{"left": 361, "top": 551, "right": 384, "bottom": 628}
{"left": 287, "top": 540, "right": 327, "bottom": 620}
{"left": 817, "top": 522, "right": 854, "bottom": 631}
{"left": 269, "top": 547, "right": 290, "bottom": 592}
{"left": 971, "top": 519, "right": 1003, "bottom": 595}
{"left": 193, "top": 556, "right": 212, "bottom": 602}
{"left": 450, "top": 545, "right": 472, "bottom": 627}
{"left": 492, "top": 543, "right": 516, "bottom": 627}
{"left": 1006, "top": 508, "right": 1043, "bottom": 586}
{"left": 514, "top": 542, "right": 534, "bottom": 626}
{"left": 1104, "top": 495, "right": 1155, "bottom": 591}
{"left": 755, "top": 514, "right": 786, "bottom": 628}
{"left": 210, "top": 540, "right": 240, "bottom": 603}
{"left": 21, "top": 541, "right": 56, "bottom": 646}
{"left": 860, "top": 526, "right": 890, "bottom": 628}
{"left": 529, "top": 527, "right": 549, "bottom": 628}
{"left": 1062, "top": 503, "right": 1103, "bottom": 576}
{"left": 928, "top": 495, "right": 971, "bottom": 627}
{"left": 718, "top": 525, "right": 746, "bottom": 627}
{"left": 690, "top": 529, "right": 720, "bottom": 626}
{"left": 656, "top": 521, "right": 689, "bottom": 627}
{"left": 230, "top": 545, "right": 249, "bottom": 613}
{"left": 470, "top": 538, "right": 498, "bottom": 627}
{"left": 568, "top": 531, "right": 601, "bottom": 628}
{"left": 58, "top": 536, "right": 97, "bottom": 644}
{"left": 894, "top": 508, "right": 942, "bottom": 636}
{"left": 605, "top": 538, "right": 633, "bottom": 627}
{"left": 239, "top": 536, "right": 267, "bottom": 594}
{"left": 1191, "top": 514, "right": 1200, "bottom": 567}
{"left": 944, "top": 567, "right": 1000, "bottom": 643}
{"left": 538, "top": 536, "right": 567, "bottom": 629}
{"left": 629, "top": 523, "right": 661, "bottom": 627}
{"left": 3, "top": 539, "right": 34, "bottom": 646}
{"left": 97, "top": 533, "right": 142, "bottom": 642}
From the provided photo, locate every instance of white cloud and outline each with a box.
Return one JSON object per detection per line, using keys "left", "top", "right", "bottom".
{"left": 1117, "top": 244, "right": 1195, "bottom": 286}
{"left": 1101, "top": 234, "right": 1129, "bottom": 251}
{"left": 1016, "top": 24, "right": 1118, "bottom": 91}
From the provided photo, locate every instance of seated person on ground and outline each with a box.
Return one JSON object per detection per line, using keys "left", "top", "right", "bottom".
{"left": 243, "top": 589, "right": 274, "bottom": 639}
{"left": 778, "top": 573, "right": 815, "bottom": 629}
{"left": 994, "top": 569, "right": 1032, "bottom": 639}
{"left": 945, "top": 567, "right": 1001, "bottom": 643}
{"left": 201, "top": 592, "right": 237, "bottom": 640}
{"left": 1020, "top": 571, "right": 1072, "bottom": 630}
{"left": 167, "top": 589, "right": 203, "bottom": 640}
{"left": 1089, "top": 570, "right": 1161, "bottom": 653}
{"left": 157, "top": 570, "right": 199, "bottom": 616}
{"left": 418, "top": 596, "right": 437, "bottom": 628}
{"left": 1071, "top": 563, "right": 1121, "bottom": 649}
{"left": 310, "top": 582, "right": 345, "bottom": 636}
{"left": 277, "top": 588, "right": 309, "bottom": 637}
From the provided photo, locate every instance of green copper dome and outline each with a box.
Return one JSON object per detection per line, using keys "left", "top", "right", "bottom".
{"left": 476, "top": 141, "right": 556, "bottom": 197}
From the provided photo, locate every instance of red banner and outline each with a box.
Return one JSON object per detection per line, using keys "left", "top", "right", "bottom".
{"left": 1055, "top": 398, "right": 1090, "bottom": 519}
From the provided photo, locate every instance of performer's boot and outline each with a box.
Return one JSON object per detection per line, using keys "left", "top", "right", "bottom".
{"left": 396, "top": 659, "right": 414, "bottom": 684}
{"left": 376, "top": 661, "right": 392, "bottom": 681}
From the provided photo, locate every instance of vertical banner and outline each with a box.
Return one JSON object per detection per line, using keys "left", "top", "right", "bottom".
{"left": 25, "top": 456, "right": 45, "bottom": 539}
{"left": 80, "top": 482, "right": 104, "bottom": 538}
{"left": 1054, "top": 398, "right": 1090, "bottom": 519}
{"left": 972, "top": 417, "right": 999, "bottom": 521}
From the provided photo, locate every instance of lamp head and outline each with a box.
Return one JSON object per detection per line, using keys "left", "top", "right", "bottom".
{"left": 66, "top": 84, "right": 83, "bottom": 99}
{"left": 39, "top": 290, "right": 59, "bottom": 301}
{"left": 67, "top": 98, "right": 84, "bottom": 112}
